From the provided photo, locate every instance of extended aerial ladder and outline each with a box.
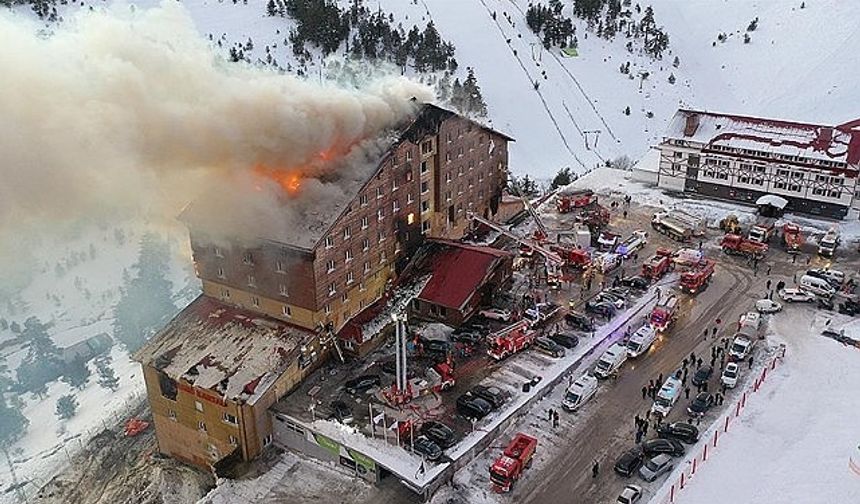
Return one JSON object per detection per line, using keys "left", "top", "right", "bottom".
{"left": 511, "top": 186, "right": 550, "bottom": 243}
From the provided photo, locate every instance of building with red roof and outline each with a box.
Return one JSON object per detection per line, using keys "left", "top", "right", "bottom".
{"left": 656, "top": 109, "right": 860, "bottom": 219}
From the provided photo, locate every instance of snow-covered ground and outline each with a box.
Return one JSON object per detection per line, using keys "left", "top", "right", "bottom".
{"left": 650, "top": 308, "right": 860, "bottom": 504}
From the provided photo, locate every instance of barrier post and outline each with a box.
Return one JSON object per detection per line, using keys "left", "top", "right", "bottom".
{"left": 762, "top": 367, "right": 767, "bottom": 382}
{"left": 771, "top": 356, "right": 778, "bottom": 370}
{"left": 742, "top": 392, "right": 747, "bottom": 408}
{"left": 670, "top": 484, "right": 675, "bottom": 503}
{"left": 680, "top": 472, "right": 686, "bottom": 489}
{"left": 691, "top": 457, "right": 698, "bottom": 475}
{"left": 724, "top": 415, "right": 730, "bottom": 432}
{"left": 714, "top": 429, "right": 720, "bottom": 446}
{"left": 736, "top": 400, "right": 741, "bottom": 417}
{"left": 703, "top": 442, "right": 709, "bottom": 461}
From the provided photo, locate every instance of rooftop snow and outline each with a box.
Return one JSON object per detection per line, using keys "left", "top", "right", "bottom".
{"left": 134, "top": 295, "right": 316, "bottom": 405}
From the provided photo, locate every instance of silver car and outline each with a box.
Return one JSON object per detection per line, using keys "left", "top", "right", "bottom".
{"left": 638, "top": 454, "right": 673, "bottom": 482}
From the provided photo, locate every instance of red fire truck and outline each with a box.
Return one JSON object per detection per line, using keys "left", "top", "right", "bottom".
{"left": 649, "top": 295, "right": 679, "bottom": 331}
{"left": 489, "top": 433, "right": 538, "bottom": 492}
{"left": 680, "top": 258, "right": 716, "bottom": 294}
{"left": 487, "top": 321, "right": 537, "bottom": 361}
{"left": 641, "top": 248, "right": 674, "bottom": 280}
{"left": 550, "top": 245, "right": 591, "bottom": 269}
{"left": 721, "top": 234, "right": 768, "bottom": 259}
{"left": 556, "top": 189, "right": 596, "bottom": 213}
{"left": 782, "top": 223, "right": 804, "bottom": 254}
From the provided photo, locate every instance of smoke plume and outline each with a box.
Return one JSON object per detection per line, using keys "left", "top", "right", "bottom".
{"left": 0, "top": 2, "right": 433, "bottom": 246}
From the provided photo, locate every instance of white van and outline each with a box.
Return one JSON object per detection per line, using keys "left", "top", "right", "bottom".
{"left": 651, "top": 376, "right": 683, "bottom": 417}
{"left": 799, "top": 274, "right": 836, "bottom": 298}
{"left": 596, "top": 252, "right": 623, "bottom": 274}
{"left": 562, "top": 374, "right": 599, "bottom": 412}
{"left": 626, "top": 325, "right": 657, "bottom": 358}
{"left": 593, "top": 343, "right": 628, "bottom": 379}
{"left": 738, "top": 312, "right": 761, "bottom": 332}
{"left": 729, "top": 335, "right": 754, "bottom": 361}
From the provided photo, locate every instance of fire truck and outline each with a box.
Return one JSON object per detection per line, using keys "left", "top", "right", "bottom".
{"left": 641, "top": 248, "right": 674, "bottom": 280}
{"left": 782, "top": 223, "right": 804, "bottom": 254}
{"left": 489, "top": 433, "right": 538, "bottom": 492}
{"left": 680, "top": 258, "right": 715, "bottom": 294}
{"left": 487, "top": 321, "right": 537, "bottom": 361}
{"left": 550, "top": 245, "right": 591, "bottom": 269}
{"left": 649, "top": 295, "right": 679, "bottom": 332}
{"left": 721, "top": 234, "right": 768, "bottom": 259}
{"left": 556, "top": 189, "right": 596, "bottom": 213}
{"left": 748, "top": 217, "right": 777, "bottom": 244}
{"left": 578, "top": 205, "right": 611, "bottom": 234}
{"left": 597, "top": 231, "right": 621, "bottom": 251}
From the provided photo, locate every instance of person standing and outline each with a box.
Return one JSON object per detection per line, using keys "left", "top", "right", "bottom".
{"left": 642, "top": 386, "right": 648, "bottom": 400}
{"left": 592, "top": 460, "right": 600, "bottom": 478}
{"left": 748, "top": 355, "right": 754, "bottom": 369}
{"left": 685, "top": 387, "right": 690, "bottom": 399}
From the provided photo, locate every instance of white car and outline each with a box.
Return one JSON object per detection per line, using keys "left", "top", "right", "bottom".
{"left": 721, "top": 362, "right": 740, "bottom": 388}
{"left": 729, "top": 335, "right": 754, "bottom": 361}
{"left": 616, "top": 484, "right": 643, "bottom": 504}
{"left": 779, "top": 288, "right": 816, "bottom": 303}
{"left": 478, "top": 308, "right": 511, "bottom": 322}
{"left": 755, "top": 299, "right": 782, "bottom": 314}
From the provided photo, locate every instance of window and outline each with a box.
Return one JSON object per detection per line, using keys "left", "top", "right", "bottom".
{"left": 263, "top": 434, "right": 273, "bottom": 446}
{"left": 407, "top": 192, "right": 414, "bottom": 203}
{"left": 458, "top": 147, "right": 464, "bottom": 157}
{"left": 360, "top": 194, "right": 368, "bottom": 206}
{"left": 421, "top": 181, "right": 429, "bottom": 194}
{"left": 362, "top": 238, "right": 369, "bottom": 251}
{"left": 168, "top": 410, "right": 177, "bottom": 421}
{"left": 405, "top": 170, "right": 413, "bottom": 182}
{"left": 392, "top": 178, "right": 399, "bottom": 191}
{"left": 275, "top": 260, "right": 285, "bottom": 273}
{"left": 673, "top": 151, "right": 683, "bottom": 158}
{"left": 421, "top": 140, "right": 433, "bottom": 154}
{"left": 363, "top": 261, "right": 371, "bottom": 273}
{"left": 393, "top": 200, "right": 400, "bottom": 212}
{"left": 343, "top": 226, "right": 351, "bottom": 239}
{"left": 407, "top": 212, "right": 415, "bottom": 225}
{"left": 243, "top": 252, "right": 253, "bottom": 265}
{"left": 379, "top": 251, "right": 387, "bottom": 263}
{"left": 445, "top": 172, "right": 452, "bottom": 183}
{"left": 251, "top": 296, "right": 260, "bottom": 308}
{"left": 326, "top": 259, "right": 335, "bottom": 273}
{"left": 376, "top": 187, "right": 384, "bottom": 199}
{"left": 359, "top": 282, "right": 366, "bottom": 292}
{"left": 328, "top": 283, "right": 336, "bottom": 296}
{"left": 324, "top": 305, "right": 332, "bottom": 315}
{"left": 361, "top": 216, "right": 369, "bottom": 229}
{"left": 446, "top": 153, "right": 451, "bottom": 163}
{"left": 341, "top": 292, "right": 349, "bottom": 303}
{"left": 198, "top": 421, "right": 207, "bottom": 432}
{"left": 377, "top": 208, "right": 385, "bottom": 221}
{"left": 214, "top": 246, "right": 223, "bottom": 258}
{"left": 421, "top": 160, "right": 428, "bottom": 174}
{"left": 220, "top": 289, "right": 230, "bottom": 300}
{"left": 377, "top": 230, "right": 385, "bottom": 242}
{"left": 421, "top": 201, "right": 430, "bottom": 213}
{"left": 458, "top": 165, "right": 464, "bottom": 176}
{"left": 446, "top": 131, "right": 452, "bottom": 143}
{"left": 217, "top": 267, "right": 225, "bottom": 279}
{"left": 325, "top": 236, "right": 334, "bottom": 249}
{"left": 229, "top": 435, "right": 239, "bottom": 446}
{"left": 279, "top": 283, "right": 288, "bottom": 297}
{"left": 445, "top": 191, "right": 452, "bottom": 201}
{"left": 247, "top": 275, "right": 256, "bottom": 287}
{"left": 222, "top": 413, "right": 238, "bottom": 425}
{"left": 195, "top": 401, "right": 204, "bottom": 412}
{"left": 282, "top": 305, "right": 292, "bottom": 317}
{"left": 345, "top": 249, "right": 354, "bottom": 262}
{"left": 406, "top": 150, "right": 413, "bottom": 162}
{"left": 422, "top": 220, "right": 431, "bottom": 233}
{"left": 347, "top": 271, "right": 355, "bottom": 284}
{"left": 468, "top": 161, "right": 474, "bottom": 171}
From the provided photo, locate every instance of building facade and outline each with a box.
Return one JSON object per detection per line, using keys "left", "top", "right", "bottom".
{"left": 656, "top": 109, "right": 860, "bottom": 218}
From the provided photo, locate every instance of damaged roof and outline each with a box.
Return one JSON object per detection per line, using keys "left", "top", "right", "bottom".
{"left": 134, "top": 295, "right": 317, "bottom": 405}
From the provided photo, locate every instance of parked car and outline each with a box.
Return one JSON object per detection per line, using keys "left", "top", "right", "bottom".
{"left": 461, "top": 320, "right": 490, "bottom": 333}
{"left": 721, "top": 362, "right": 740, "bottom": 388}
{"left": 380, "top": 360, "right": 416, "bottom": 378}
{"left": 806, "top": 268, "right": 845, "bottom": 288}
{"left": 479, "top": 308, "right": 512, "bottom": 322}
{"left": 344, "top": 375, "right": 381, "bottom": 395}
{"left": 687, "top": 392, "right": 714, "bottom": 417}
{"left": 755, "top": 299, "right": 782, "bottom": 314}
{"left": 549, "top": 331, "right": 580, "bottom": 349}
{"left": 329, "top": 400, "right": 353, "bottom": 424}
{"left": 656, "top": 422, "right": 699, "bottom": 444}
{"left": 597, "top": 291, "right": 626, "bottom": 309}
{"left": 565, "top": 311, "right": 595, "bottom": 331}
{"left": 729, "top": 335, "right": 754, "bottom": 361}
{"left": 691, "top": 365, "right": 713, "bottom": 387}
{"left": 614, "top": 448, "right": 645, "bottom": 477}
{"left": 585, "top": 300, "right": 617, "bottom": 318}
{"left": 822, "top": 327, "right": 845, "bottom": 339}
{"left": 456, "top": 394, "right": 493, "bottom": 420}
{"left": 779, "top": 288, "right": 816, "bottom": 303}
{"left": 450, "top": 330, "right": 484, "bottom": 345}
{"left": 534, "top": 337, "right": 566, "bottom": 358}
{"left": 422, "top": 338, "right": 451, "bottom": 355}
{"left": 620, "top": 276, "right": 651, "bottom": 290}
{"left": 470, "top": 385, "right": 506, "bottom": 410}
{"left": 641, "top": 438, "right": 685, "bottom": 457}
{"left": 818, "top": 297, "right": 835, "bottom": 311}
{"left": 839, "top": 300, "right": 860, "bottom": 316}
{"left": 420, "top": 421, "right": 457, "bottom": 449}
{"left": 409, "top": 436, "right": 442, "bottom": 461}
{"left": 616, "top": 484, "right": 643, "bottom": 504}
{"left": 638, "top": 454, "right": 674, "bottom": 482}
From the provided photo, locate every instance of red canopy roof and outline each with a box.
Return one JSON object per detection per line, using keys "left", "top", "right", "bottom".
{"left": 417, "top": 241, "right": 510, "bottom": 311}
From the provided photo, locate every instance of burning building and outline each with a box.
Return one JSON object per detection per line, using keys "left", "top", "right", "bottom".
{"left": 135, "top": 103, "right": 512, "bottom": 469}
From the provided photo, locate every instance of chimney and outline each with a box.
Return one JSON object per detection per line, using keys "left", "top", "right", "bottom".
{"left": 814, "top": 127, "right": 833, "bottom": 151}
{"left": 684, "top": 113, "right": 700, "bottom": 137}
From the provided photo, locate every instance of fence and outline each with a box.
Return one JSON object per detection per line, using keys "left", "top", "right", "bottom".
{"left": 649, "top": 343, "right": 787, "bottom": 504}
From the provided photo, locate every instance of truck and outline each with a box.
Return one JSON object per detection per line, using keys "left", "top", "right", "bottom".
{"left": 556, "top": 189, "right": 596, "bottom": 213}
{"left": 487, "top": 321, "right": 537, "bottom": 361}
{"left": 649, "top": 295, "right": 679, "bottom": 332}
{"left": 721, "top": 234, "right": 768, "bottom": 259}
{"left": 650, "top": 376, "right": 683, "bottom": 418}
{"left": 748, "top": 217, "right": 777, "bottom": 244}
{"left": 557, "top": 227, "right": 591, "bottom": 250}
{"left": 641, "top": 248, "right": 674, "bottom": 280}
{"left": 615, "top": 230, "right": 648, "bottom": 258}
{"left": 595, "top": 252, "right": 623, "bottom": 274}
{"left": 818, "top": 227, "right": 840, "bottom": 258}
{"left": 680, "top": 259, "right": 715, "bottom": 294}
{"left": 651, "top": 212, "right": 693, "bottom": 242}
{"left": 597, "top": 231, "right": 620, "bottom": 251}
{"left": 719, "top": 214, "right": 742, "bottom": 235}
{"left": 782, "top": 222, "right": 804, "bottom": 254}
{"left": 671, "top": 210, "right": 706, "bottom": 236}
{"left": 673, "top": 248, "right": 704, "bottom": 266}
{"left": 550, "top": 245, "right": 591, "bottom": 269}
{"left": 489, "top": 433, "right": 538, "bottom": 492}
{"left": 578, "top": 205, "right": 611, "bottom": 233}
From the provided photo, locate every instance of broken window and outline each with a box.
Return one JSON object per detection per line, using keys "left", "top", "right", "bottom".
{"left": 158, "top": 372, "right": 178, "bottom": 401}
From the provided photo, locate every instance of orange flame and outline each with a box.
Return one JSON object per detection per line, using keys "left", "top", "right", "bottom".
{"left": 253, "top": 165, "right": 302, "bottom": 195}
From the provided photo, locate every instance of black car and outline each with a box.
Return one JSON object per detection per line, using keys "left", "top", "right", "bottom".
{"left": 606, "top": 287, "right": 631, "bottom": 299}
{"left": 838, "top": 301, "right": 860, "bottom": 316}
{"left": 380, "top": 360, "right": 416, "bottom": 378}
{"left": 409, "top": 436, "right": 442, "bottom": 461}
{"left": 534, "top": 336, "right": 565, "bottom": 357}
{"left": 641, "top": 438, "right": 685, "bottom": 457}
{"left": 656, "top": 422, "right": 700, "bottom": 444}
{"left": 614, "top": 448, "right": 645, "bottom": 477}
{"left": 687, "top": 392, "right": 714, "bottom": 417}
{"left": 422, "top": 338, "right": 451, "bottom": 354}
{"left": 329, "top": 400, "right": 353, "bottom": 424}
{"left": 585, "top": 300, "right": 616, "bottom": 317}
{"left": 691, "top": 365, "right": 713, "bottom": 386}
{"left": 344, "top": 374, "right": 381, "bottom": 395}
{"left": 620, "top": 276, "right": 650, "bottom": 290}
{"left": 450, "top": 331, "right": 484, "bottom": 345}
{"left": 456, "top": 394, "right": 493, "bottom": 420}
{"left": 420, "top": 421, "right": 457, "bottom": 449}
{"left": 470, "top": 385, "right": 506, "bottom": 410}
{"left": 818, "top": 297, "right": 835, "bottom": 311}
{"left": 565, "top": 312, "right": 595, "bottom": 331}
{"left": 461, "top": 321, "right": 490, "bottom": 333}
{"left": 549, "top": 331, "right": 580, "bottom": 349}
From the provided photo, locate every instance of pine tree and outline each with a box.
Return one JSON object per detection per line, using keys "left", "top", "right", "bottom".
{"left": 266, "top": 0, "right": 277, "bottom": 16}
{"left": 96, "top": 357, "right": 119, "bottom": 391}
{"left": 61, "top": 359, "right": 91, "bottom": 390}
{"left": 551, "top": 167, "right": 573, "bottom": 190}
{"left": 56, "top": 394, "right": 78, "bottom": 420}
{"left": 461, "top": 68, "right": 488, "bottom": 118}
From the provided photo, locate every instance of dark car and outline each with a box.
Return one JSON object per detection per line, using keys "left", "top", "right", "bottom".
{"left": 818, "top": 297, "right": 835, "bottom": 311}
{"left": 565, "top": 312, "right": 595, "bottom": 331}
{"left": 461, "top": 320, "right": 490, "bottom": 333}
{"left": 380, "top": 360, "right": 416, "bottom": 378}
{"left": 620, "top": 276, "right": 650, "bottom": 290}
{"left": 420, "top": 421, "right": 457, "bottom": 449}
{"left": 691, "top": 365, "right": 713, "bottom": 386}
{"left": 534, "top": 337, "right": 565, "bottom": 357}
{"left": 641, "top": 438, "right": 685, "bottom": 457}
{"left": 456, "top": 394, "right": 493, "bottom": 420}
{"left": 838, "top": 301, "right": 860, "bottom": 316}
{"left": 344, "top": 374, "right": 381, "bottom": 395}
{"left": 687, "top": 392, "right": 714, "bottom": 417}
{"left": 422, "top": 338, "right": 451, "bottom": 355}
{"left": 549, "top": 331, "right": 580, "bottom": 349}
{"left": 614, "top": 448, "right": 645, "bottom": 477}
{"left": 656, "top": 422, "right": 700, "bottom": 444}
{"left": 409, "top": 436, "right": 442, "bottom": 461}
{"left": 450, "top": 330, "right": 484, "bottom": 345}
{"left": 470, "top": 385, "right": 506, "bottom": 410}
{"left": 606, "top": 287, "right": 631, "bottom": 299}
{"left": 585, "top": 300, "right": 616, "bottom": 318}
{"left": 329, "top": 400, "right": 353, "bottom": 424}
